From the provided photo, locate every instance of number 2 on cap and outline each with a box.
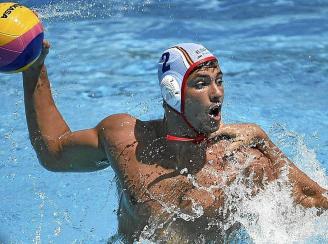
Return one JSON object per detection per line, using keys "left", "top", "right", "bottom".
{"left": 161, "top": 52, "right": 170, "bottom": 73}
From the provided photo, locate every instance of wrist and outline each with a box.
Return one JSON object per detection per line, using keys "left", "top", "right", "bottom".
{"left": 23, "top": 64, "right": 48, "bottom": 95}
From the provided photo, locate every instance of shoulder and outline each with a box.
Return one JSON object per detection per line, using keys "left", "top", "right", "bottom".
{"left": 97, "top": 113, "right": 137, "bottom": 129}
{"left": 237, "top": 123, "right": 267, "bottom": 136}
{"left": 96, "top": 114, "right": 161, "bottom": 144}
{"left": 96, "top": 113, "right": 137, "bottom": 142}
{"left": 220, "top": 123, "right": 268, "bottom": 139}
{"left": 97, "top": 114, "right": 157, "bottom": 131}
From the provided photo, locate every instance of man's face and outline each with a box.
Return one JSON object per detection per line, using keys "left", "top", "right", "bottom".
{"left": 184, "top": 64, "right": 224, "bottom": 134}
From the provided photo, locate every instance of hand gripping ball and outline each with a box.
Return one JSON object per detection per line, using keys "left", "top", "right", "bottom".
{"left": 0, "top": 2, "right": 44, "bottom": 73}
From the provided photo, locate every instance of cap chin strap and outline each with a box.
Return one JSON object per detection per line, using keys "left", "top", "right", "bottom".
{"left": 166, "top": 134, "right": 206, "bottom": 144}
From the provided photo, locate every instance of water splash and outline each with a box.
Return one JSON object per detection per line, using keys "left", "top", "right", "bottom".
{"left": 270, "top": 123, "right": 328, "bottom": 188}
{"left": 31, "top": 0, "right": 155, "bottom": 20}
{"left": 135, "top": 127, "right": 328, "bottom": 243}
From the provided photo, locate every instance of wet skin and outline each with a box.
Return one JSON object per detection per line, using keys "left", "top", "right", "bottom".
{"left": 22, "top": 42, "right": 328, "bottom": 243}
{"left": 184, "top": 65, "right": 224, "bottom": 134}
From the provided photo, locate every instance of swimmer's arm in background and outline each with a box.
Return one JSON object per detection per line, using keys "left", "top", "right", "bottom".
{"left": 22, "top": 41, "right": 108, "bottom": 172}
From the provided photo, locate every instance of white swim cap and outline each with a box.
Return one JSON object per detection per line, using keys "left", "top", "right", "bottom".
{"left": 158, "top": 43, "right": 217, "bottom": 114}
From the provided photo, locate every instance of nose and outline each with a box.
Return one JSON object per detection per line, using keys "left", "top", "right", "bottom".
{"left": 209, "top": 82, "right": 223, "bottom": 102}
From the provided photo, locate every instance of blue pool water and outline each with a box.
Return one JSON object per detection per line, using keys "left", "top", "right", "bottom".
{"left": 0, "top": 0, "right": 328, "bottom": 242}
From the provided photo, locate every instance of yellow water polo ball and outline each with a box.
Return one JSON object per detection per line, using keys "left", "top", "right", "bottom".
{"left": 0, "top": 2, "right": 44, "bottom": 73}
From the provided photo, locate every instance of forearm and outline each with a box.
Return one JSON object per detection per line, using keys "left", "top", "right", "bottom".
{"left": 224, "top": 124, "right": 328, "bottom": 209}
{"left": 289, "top": 164, "right": 328, "bottom": 209}
{"left": 23, "top": 64, "right": 70, "bottom": 164}
{"left": 257, "top": 137, "right": 328, "bottom": 209}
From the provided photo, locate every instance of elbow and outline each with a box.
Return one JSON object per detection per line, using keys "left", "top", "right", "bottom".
{"left": 37, "top": 156, "right": 64, "bottom": 172}
{"left": 41, "top": 163, "right": 62, "bottom": 172}
{"left": 41, "top": 164, "right": 60, "bottom": 172}
{"left": 32, "top": 138, "right": 66, "bottom": 172}
{"left": 36, "top": 145, "right": 67, "bottom": 172}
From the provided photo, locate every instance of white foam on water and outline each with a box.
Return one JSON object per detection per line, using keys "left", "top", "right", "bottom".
{"left": 270, "top": 123, "right": 328, "bottom": 188}
{"left": 230, "top": 168, "right": 328, "bottom": 244}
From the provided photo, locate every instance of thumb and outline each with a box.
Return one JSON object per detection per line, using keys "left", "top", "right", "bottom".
{"left": 29, "top": 40, "right": 50, "bottom": 69}
{"left": 37, "top": 40, "right": 50, "bottom": 64}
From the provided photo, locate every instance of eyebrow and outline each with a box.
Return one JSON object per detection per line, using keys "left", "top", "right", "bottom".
{"left": 192, "top": 71, "right": 223, "bottom": 79}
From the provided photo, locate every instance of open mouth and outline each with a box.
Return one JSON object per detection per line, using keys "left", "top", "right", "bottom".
{"left": 208, "top": 103, "right": 221, "bottom": 118}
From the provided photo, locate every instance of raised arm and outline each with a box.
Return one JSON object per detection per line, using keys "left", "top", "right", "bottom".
{"left": 23, "top": 41, "right": 107, "bottom": 172}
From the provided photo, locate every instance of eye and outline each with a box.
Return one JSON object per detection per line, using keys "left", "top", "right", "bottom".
{"left": 195, "top": 81, "right": 205, "bottom": 89}
{"left": 193, "top": 77, "right": 211, "bottom": 89}
{"left": 215, "top": 77, "right": 223, "bottom": 85}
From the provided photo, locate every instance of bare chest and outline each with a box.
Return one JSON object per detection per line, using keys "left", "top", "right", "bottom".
{"left": 117, "top": 142, "right": 267, "bottom": 211}
{"left": 114, "top": 140, "right": 273, "bottom": 239}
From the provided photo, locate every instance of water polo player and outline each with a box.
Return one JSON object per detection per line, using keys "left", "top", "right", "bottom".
{"left": 22, "top": 40, "right": 328, "bottom": 242}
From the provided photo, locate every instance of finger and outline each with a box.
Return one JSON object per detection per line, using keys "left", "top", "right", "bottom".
{"left": 43, "top": 40, "right": 50, "bottom": 49}
{"left": 32, "top": 40, "right": 50, "bottom": 66}
{"left": 40, "top": 40, "right": 50, "bottom": 57}
{"left": 40, "top": 45, "right": 49, "bottom": 57}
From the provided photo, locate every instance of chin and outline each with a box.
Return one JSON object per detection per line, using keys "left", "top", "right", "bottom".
{"left": 199, "top": 120, "right": 221, "bottom": 134}
{"left": 208, "top": 124, "right": 220, "bottom": 133}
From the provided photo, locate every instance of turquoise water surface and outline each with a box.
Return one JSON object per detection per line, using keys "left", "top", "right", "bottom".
{"left": 0, "top": 0, "right": 328, "bottom": 242}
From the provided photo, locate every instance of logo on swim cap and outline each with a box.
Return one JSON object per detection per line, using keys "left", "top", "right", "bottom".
{"left": 158, "top": 43, "right": 217, "bottom": 113}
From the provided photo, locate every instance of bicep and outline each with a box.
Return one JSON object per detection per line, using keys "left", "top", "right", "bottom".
{"left": 48, "top": 113, "right": 135, "bottom": 172}
{"left": 45, "top": 127, "right": 108, "bottom": 172}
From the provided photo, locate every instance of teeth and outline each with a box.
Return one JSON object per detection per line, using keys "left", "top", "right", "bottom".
{"left": 209, "top": 104, "right": 221, "bottom": 117}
